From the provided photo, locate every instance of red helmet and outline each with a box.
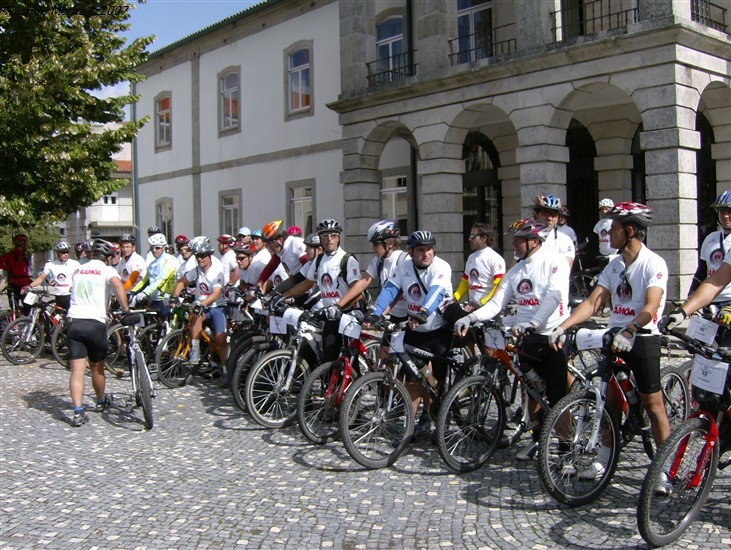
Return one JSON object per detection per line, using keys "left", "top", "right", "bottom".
{"left": 74, "top": 242, "right": 84, "bottom": 252}
{"left": 513, "top": 220, "right": 550, "bottom": 241}
{"left": 12, "top": 234, "right": 28, "bottom": 246}
{"left": 174, "top": 234, "right": 190, "bottom": 247}
{"left": 287, "top": 225, "right": 303, "bottom": 238}
{"left": 217, "top": 234, "right": 235, "bottom": 246}
{"left": 261, "top": 220, "right": 284, "bottom": 241}
{"left": 505, "top": 218, "right": 532, "bottom": 236}
{"left": 604, "top": 202, "right": 654, "bottom": 227}
{"left": 234, "top": 243, "right": 257, "bottom": 256}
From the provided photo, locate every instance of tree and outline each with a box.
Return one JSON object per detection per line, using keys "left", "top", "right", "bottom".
{"left": 0, "top": 0, "right": 153, "bottom": 227}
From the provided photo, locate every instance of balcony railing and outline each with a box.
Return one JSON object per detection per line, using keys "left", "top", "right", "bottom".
{"left": 367, "top": 51, "right": 417, "bottom": 88}
{"left": 551, "top": 0, "right": 638, "bottom": 42}
{"left": 692, "top": 0, "right": 728, "bottom": 32}
{"left": 449, "top": 24, "right": 517, "bottom": 66}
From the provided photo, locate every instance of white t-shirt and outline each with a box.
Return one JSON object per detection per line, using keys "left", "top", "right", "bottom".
{"left": 544, "top": 228, "right": 575, "bottom": 262}
{"left": 117, "top": 252, "right": 147, "bottom": 283}
{"left": 596, "top": 244, "right": 668, "bottom": 332}
{"left": 463, "top": 247, "right": 506, "bottom": 303}
{"left": 593, "top": 218, "right": 617, "bottom": 256}
{"left": 305, "top": 248, "right": 361, "bottom": 308}
{"left": 220, "top": 248, "right": 238, "bottom": 283}
{"left": 185, "top": 258, "right": 225, "bottom": 307}
{"left": 278, "top": 236, "right": 307, "bottom": 275}
{"left": 701, "top": 230, "right": 731, "bottom": 303}
{"left": 557, "top": 224, "right": 578, "bottom": 247}
{"left": 473, "top": 245, "right": 570, "bottom": 334}
{"left": 42, "top": 258, "right": 81, "bottom": 296}
{"left": 365, "top": 250, "right": 408, "bottom": 318}
{"left": 68, "top": 260, "right": 120, "bottom": 324}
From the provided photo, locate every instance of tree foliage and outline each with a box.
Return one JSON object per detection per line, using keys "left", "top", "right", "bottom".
{"left": 0, "top": 0, "right": 153, "bottom": 226}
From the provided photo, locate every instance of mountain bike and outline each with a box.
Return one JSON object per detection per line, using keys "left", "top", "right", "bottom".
{"left": 1, "top": 289, "right": 65, "bottom": 364}
{"left": 537, "top": 327, "right": 690, "bottom": 506}
{"left": 637, "top": 328, "right": 731, "bottom": 547}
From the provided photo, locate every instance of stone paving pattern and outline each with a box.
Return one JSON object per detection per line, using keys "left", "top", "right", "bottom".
{"left": 1, "top": 355, "right": 729, "bottom": 549}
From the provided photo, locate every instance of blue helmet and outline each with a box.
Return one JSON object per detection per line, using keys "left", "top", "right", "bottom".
{"left": 533, "top": 194, "right": 562, "bottom": 213}
{"left": 406, "top": 230, "right": 436, "bottom": 249}
{"left": 713, "top": 190, "right": 731, "bottom": 210}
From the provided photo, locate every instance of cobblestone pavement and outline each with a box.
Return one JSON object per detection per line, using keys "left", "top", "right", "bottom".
{"left": 1, "top": 355, "right": 729, "bottom": 549}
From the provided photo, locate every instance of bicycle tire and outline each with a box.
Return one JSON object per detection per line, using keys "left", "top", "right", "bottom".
{"left": 537, "top": 390, "right": 620, "bottom": 506}
{"left": 225, "top": 328, "right": 262, "bottom": 373}
{"left": 105, "top": 323, "right": 126, "bottom": 376}
{"left": 50, "top": 321, "right": 69, "bottom": 368}
{"left": 637, "top": 417, "right": 719, "bottom": 547}
{"left": 297, "top": 360, "right": 353, "bottom": 444}
{"left": 244, "top": 349, "right": 310, "bottom": 428}
{"left": 338, "top": 371, "right": 414, "bottom": 469}
{"left": 138, "top": 323, "right": 165, "bottom": 364}
{"left": 1, "top": 317, "right": 44, "bottom": 364}
{"left": 661, "top": 365, "right": 691, "bottom": 428}
{"left": 136, "top": 350, "right": 154, "bottom": 430}
{"left": 230, "top": 341, "right": 271, "bottom": 411}
{"left": 155, "top": 329, "right": 190, "bottom": 388}
{"left": 435, "top": 374, "right": 505, "bottom": 472}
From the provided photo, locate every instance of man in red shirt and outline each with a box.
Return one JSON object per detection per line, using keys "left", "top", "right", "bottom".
{"left": 0, "top": 234, "right": 32, "bottom": 313}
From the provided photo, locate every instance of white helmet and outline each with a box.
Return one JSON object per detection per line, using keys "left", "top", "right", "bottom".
{"left": 148, "top": 233, "right": 168, "bottom": 247}
{"left": 598, "top": 198, "right": 614, "bottom": 209}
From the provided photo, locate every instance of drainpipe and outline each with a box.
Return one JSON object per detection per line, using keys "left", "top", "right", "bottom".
{"left": 132, "top": 80, "right": 140, "bottom": 245}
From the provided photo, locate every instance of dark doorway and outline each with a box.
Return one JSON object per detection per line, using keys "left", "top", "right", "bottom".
{"left": 631, "top": 125, "right": 646, "bottom": 204}
{"left": 566, "top": 119, "right": 598, "bottom": 253}
{"left": 697, "top": 112, "right": 718, "bottom": 245}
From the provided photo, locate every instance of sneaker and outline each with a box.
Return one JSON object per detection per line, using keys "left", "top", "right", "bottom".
{"left": 71, "top": 410, "right": 89, "bottom": 427}
{"left": 148, "top": 363, "right": 159, "bottom": 381}
{"left": 189, "top": 348, "right": 201, "bottom": 365}
{"left": 577, "top": 461, "right": 606, "bottom": 480}
{"left": 412, "top": 414, "right": 432, "bottom": 440}
{"left": 94, "top": 394, "right": 112, "bottom": 412}
{"left": 516, "top": 441, "right": 539, "bottom": 461}
{"left": 654, "top": 472, "right": 672, "bottom": 496}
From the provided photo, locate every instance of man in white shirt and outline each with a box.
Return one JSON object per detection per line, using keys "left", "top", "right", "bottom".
{"left": 217, "top": 234, "right": 239, "bottom": 287}
{"left": 117, "top": 233, "right": 147, "bottom": 291}
{"left": 22, "top": 240, "right": 80, "bottom": 310}
{"left": 257, "top": 220, "right": 308, "bottom": 289}
{"left": 557, "top": 206, "right": 578, "bottom": 247}
{"left": 593, "top": 198, "right": 618, "bottom": 257}
{"left": 532, "top": 194, "right": 575, "bottom": 268}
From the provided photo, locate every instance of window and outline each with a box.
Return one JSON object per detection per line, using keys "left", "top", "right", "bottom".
{"left": 155, "top": 92, "right": 172, "bottom": 150}
{"left": 289, "top": 185, "right": 313, "bottom": 235}
{"left": 156, "top": 198, "right": 173, "bottom": 245}
{"left": 457, "top": 0, "right": 493, "bottom": 63}
{"left": 381, "top": 176, "right": 408, "bottom": 237}
{"left": 218, "top": 68, "right": 240, "bottom": 134}
{"left": 219, "top": 191, "right": 241, "bottom": 236}
{"left": 102, "top": 192, "right": 118, "bottom": 205}
{"left": 288, "top": 48, "right": 311, "bottom": 114}
{"left": 376, "top": 17, "right": 405, "bottom": 79}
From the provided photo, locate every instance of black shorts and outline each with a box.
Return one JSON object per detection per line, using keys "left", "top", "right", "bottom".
{"left": 617, "top": 334, "right": 661, "bottom": 394}
{"left": 67, "top": 318, "right": 109, "bottom": 362}
{"left": 519, "top": 333, "right": 569, "bottom": 408}
{"left": 401, "top": 327, "right": 453, "bottom": 382}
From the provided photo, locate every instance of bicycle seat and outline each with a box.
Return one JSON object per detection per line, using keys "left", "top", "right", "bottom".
{"left": 121, "top": 313, "right": 142, "bottom": 326}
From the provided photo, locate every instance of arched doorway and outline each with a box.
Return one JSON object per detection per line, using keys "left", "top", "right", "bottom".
{"left": 565, "top": 119, "right": 598, "bottom": 251}
{"left": 696, "top": 112, "right": 718, "bottom": 244}
{"left": 462, "top": 133, "right": 502, "bottom": 258}
{"left": 631, "top": 125, "right": 646, "bottom": 204}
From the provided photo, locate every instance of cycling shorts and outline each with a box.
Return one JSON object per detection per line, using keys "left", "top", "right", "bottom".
{"left": 204, "top": 306, "right": 227, "bottom": 335}
{"left": 617, "top": 334, "right": 661, "bottom": 394}
{"left": 67, "top": 318, "right": 108, "bottom": 362}
{"left": 401, "top": 327, "right": 452, "bottom": 382}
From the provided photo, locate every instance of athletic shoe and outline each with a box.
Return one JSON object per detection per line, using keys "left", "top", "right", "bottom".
{"left": 95, "top": 394, "right": 112, "bottom": 412}
{"left": 71, "top": 410, "right": 89, "bottom": 427}
{"left": 516, "top": 441, "right": 538, "bottom": 461}
{"left": 654, "top": 471, "right": 672, "bottom": 496}
{"left": 412, "top": 413, "right": 432, "bottom": 440}
{"left": 189, "top": 348, "right": 200, "bottom": 365}
{"left": 577, "top": 461, "right": 606, "bottom": 480}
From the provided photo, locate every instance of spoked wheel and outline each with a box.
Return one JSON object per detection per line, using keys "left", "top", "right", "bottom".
{"left": 136, "top": 354, "right": 154, "bottom": 430}
{"left": 105, "top": 323, "right": 126, "bottom": 376}
{"left": 1, "top": 317, "right": 44, "bottom": 364}
{"left": 297, "top": 360, "right": 355, "bottom": 445}
{"left": 230, "top": 342, "right": 271, "bottom": 411}
{"left": 435, "top": 374, "right": 505, "bottom": 472}
{"left": 338, "top": 371, "right": 414, "bottom": 469}
{"left": 50, "top": 322, "right": 69, "bottom": 368}
{"left": 244, "top": 350, "right": 309, "bottom": 428}
{"left": 637, "top": 417, "right": 718, "bottom": 548}
{"left": 660, "top": 365, "right": 691, "bottom": 428}
{"left": 538, "top": 390, "right": 620, "bottom": 506}
{"left": 155, "top": 329, "right": 191, "bottom": 388}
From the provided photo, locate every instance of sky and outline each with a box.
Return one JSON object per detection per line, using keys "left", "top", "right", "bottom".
{"left": 100, "top": 0, "right": 264, "bottom": 104}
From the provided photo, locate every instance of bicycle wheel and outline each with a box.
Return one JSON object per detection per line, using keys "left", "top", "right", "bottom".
{"left": 435, "top": 374, "right": 505, "bottom": 472}
{"left": 298, "top": 360, "right": 354, "bottom": 445}
{"left": 105, "top": 323, "right": 126, "bottom": 376}
{"left": 637, "top": 417, "right": 719, "bottom": 547}
{"left": 230, "top": 341, "right": 270, "bottom": 412}
{"left": 244, "top": 349, "right": 310, "bottom": 428}
{"left": 136, "top": 353, "right": 154, "bottom": 430}
{"left": 50, "top": 322, "right": 69, "bottom": 368}
{"left": 538, "top": 390, "right": 620, "bottom": 506}
{"left": 660, "top": 365, "right": 691, "bottom": 428}
{"left": 339, "top": 371, "right": 414, "bottom": 469}
{"left": 155, "top": 329, "right": 191, "bottom": 388}
{"left": 1, "top": 317, "right": 44, "bottom": 364}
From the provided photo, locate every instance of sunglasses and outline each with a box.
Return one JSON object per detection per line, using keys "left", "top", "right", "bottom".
{"left": 236, "top": 255, "right": 249, "bottom": 261}
{"left": 152, "top": 246, "right": 165, "bottom": 250}
{"left": 195, "top": 253, "right": 210, "bottom": 259}
{"left": 468, "top": 234, "right": 483, "bottom": 240}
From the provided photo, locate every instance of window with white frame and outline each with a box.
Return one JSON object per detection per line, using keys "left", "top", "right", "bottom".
{"left": 376, "top": 16, "right": 404, "bottom": 77}
{"left": 219, "top": 68, "right": 239, "bottom": 133}
{"left": 156, "top": 198, "right": 173, "bottom": 245}
{"left": 457, "top": 0, "right": 493, "bottom": 63}
{"left": 102, "top": 192, "right": 118, "bottom": 205}
{"left": 288, "top": 49, "right": 311, "bottom": 114}
{"left": 290, "top": 185, "right": 313, "bottom": 235}
{"left": 381, "top": 176, "right": 408, "bottom": 236}
{"left": 155, "top": 92, "right": 172, "bottom": 150}
{"left": 220, "top": 192, "right": 240, "bottom": 236}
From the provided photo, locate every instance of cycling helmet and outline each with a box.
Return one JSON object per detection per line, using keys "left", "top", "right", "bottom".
{"left": 288, "top": 226, "right": 303, "bottom": 237}
{"left": 368, "top": 220, "right": 400, "bottom": 243}
{"left": 303, "top": 233, "right": 321, "bottom": 247}
{"left": 406, "top": 230, "right": 437, "bottom": 249}
{"left": 54, "top": 240, "right": 71, "bottom": 252}
{"left": 251, "top": 229, "right": 262, "bottom": 238}
{"left": 604, "top": 201, "right": 654, "bottom": 227}
{"left": 234, "top": 244, "right": 257, "bottom": 256}
{"left": 74, "top": 242, "right": 84, "bottom": 252}
{"left": 119, "top": 233, "right": 135, "bottom": 244}
{"left": 91, "top": 239, "right": 115, "bottom": 258}
{"left": 713, "top": 190, "right": 731, "bottom": 210}
{"left": 148, "top": 233, "right": 168, "bottom": 247}
{"left": 513, "top": 220, "right": 550, "bottom": 242}
{"left": 174, "top": 234, "right": 189, "bottom": 247}
{"left": 82, "top": 240, "right": 93, "bottom": 251}
{"left": 261, "top": 220, "right": 284, "bottom": 240}
{"left": 147, "top": 226, "right": 161, "bottom": 235}
{"left": 598, "top": 198, "right": 615, "bottom": 209}
{"left": 533, "top": 194, "right": 562, "bottom": 213}
{"left": 560, "top": 206, "right": 570, "bottom": 217}
{"left": 189, "top": 236, "right": 214, "bottom": 255}
{"left": 111, "top": 242, "right": 120, "bottom": 255}
{"left": 316, "top": 219, "right": 343, "bottom": 235}
{"left": 12, "top": 234, "right": 28, "bottom": 246}
{"left": 217, "top": 234, "right": 235, "bottom": 246}
{"left": 236, "top": 226, "right": 251, "bottom": 237}
{"left": 505, "top": 218, "right": 532, "bottom": 236}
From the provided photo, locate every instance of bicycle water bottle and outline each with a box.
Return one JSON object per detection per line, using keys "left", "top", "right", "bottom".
{"left": 419, "top": 364, "right": 438, "bottom": 389}
{"left": 616, "top": 371, "right": 639, "bottom": 405}
{"left": 522, "top": 367, "right": 546, "bottom": 393}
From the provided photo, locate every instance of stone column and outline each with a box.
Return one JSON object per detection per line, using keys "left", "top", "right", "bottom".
{"left": 338, "top": 0, "right": 374, "bottom": 96}
{"left": 412, "top": 0, "right": 453, "bottom": 75}
{"left": 514, "top": 0, "right": 558, "bottom": 49}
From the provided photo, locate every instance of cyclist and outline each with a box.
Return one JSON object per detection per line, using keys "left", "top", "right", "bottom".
{"left": 456, "top": 219, "right": 571, "bottom": 459}
{"left": 21, "top": 240, "right": 80, "bottom": 311}
{"left": 594, "top": 198, "right": 618, "bottom": 257}
{"left": 531, "top": 194, "right": 575, "bottom": 269}
{"left": 174, "top": 235, "right": 196, "bottom": 299}
{"left": 174, "top": 234, "right": 190, "bottom": 265}
{"left": 129, "top": 233, "right": 179, "bottom": 320}
{"left": 217, "top": 234, "right": 239, "bottom": 287}
{"left": 557, "top": 206, "right": 578, "bottom": 248}
{"left": 0, "top": 234, "right": 32, "bottom": 314}
{"left": 110, "top": 243, "right": 121, "bottom": 269}
{"left": 171, "top": 236, "right": 228, "bottom": 381}
{"left": 73, "top": 242, "right": 85, "bottom": 263}
{"left": 66, "top": 239, "right": 130, "bottom": 427}
{"left": 256, "top": 220, "right": 307, "bottom": 289}
{"left": 278, "top": 219, "right": 362, "bottom": 361}
{"left": 82, "top": 240, "right": 94, "bottom": 263}
{"left": 365, "top": 230, "right": 454, "bottom": 437}
{"left": 288, "top": 225, "right": 303, "bottom": 238}
{"left": 117, "top": 233, "right": 147, "bottom": 291}
{"left": 144, "top": 226, "right": 162, "bottom": 263}
{"left": 236, "top": 226, "right": 251, "bottom": 248}
{"left": 549, "top": 202, "right": 670, "bottom": 478}
{"left": 235, "top": 243, "right": 266, "bottom": 293}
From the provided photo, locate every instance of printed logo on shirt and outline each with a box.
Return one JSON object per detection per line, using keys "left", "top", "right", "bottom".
{"left": 517, "top": 279, "right": 533, "bottom": 295}
{"left": 469, "top": 268, "right": 479, "bottom": 283}
{"left": 122, "top": 269, "right": 129, "bottom": 278}
{"left": 273, "top": 275, "right": 283, "bottom": 286}
{"left": 710, "top": 248, "right": 724, "bottom": 265}
{"left": 320, "top": 273, "right": 334, "bottom": 289}
{"left": 57, "top": 273, "right": 67, "bottom": 282}
{"left": 407, "top": 283, "right": 422, "bottom": 301}
{"left": 200, "top": 282, "right": 210, "bottom": 293}
{"left": 616, "top": 271, "right": 633, "bottom": 302}
{"left": 600, "top": 229, "right": 609, "bottom": 238}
